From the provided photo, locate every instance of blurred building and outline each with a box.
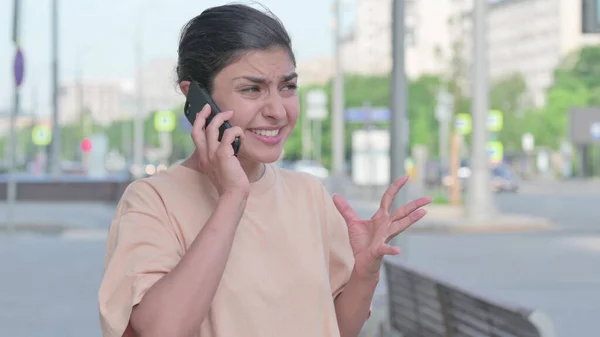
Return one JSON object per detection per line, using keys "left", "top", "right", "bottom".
{"left": 296, "top": 57, "right": 334, "bottom": 86}
{"left": 58, "top": 58, "right": 183, "bottom": 126}
{"left": 343, "top": 0, "right": 466, "bottom": 78}
{"left": 297, "top": 0, "right": 468, "bottom": 81}
{"left": 0, "top": 114, "right": 41, "bottom": 137}
{"left": 461, "top": 0, "right": 600, "bottom": 107}
{"left": 139, "top": 58, "right": 183, "bottom": 112}
{"left": 59, "top": 80, "right": 127, "bottom": 126}
{"left": 296, "top": 37, "right": 357, "bottom": 86}
{"left": 298, "top": 0, "right": 600, "bottom": 109}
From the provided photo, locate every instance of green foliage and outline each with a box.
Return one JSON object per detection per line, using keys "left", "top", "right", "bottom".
{"left": 490, "top": 73, "right": 530, "bottom": 152}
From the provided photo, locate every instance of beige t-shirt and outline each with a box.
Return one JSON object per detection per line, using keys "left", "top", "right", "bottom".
{"left": 98, "top": 163, "right": 355, "bottom": 337}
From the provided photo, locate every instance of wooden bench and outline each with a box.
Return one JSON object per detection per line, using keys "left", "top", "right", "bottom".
{"left": 363, "top": 258, "right": 557, "bottom": 337}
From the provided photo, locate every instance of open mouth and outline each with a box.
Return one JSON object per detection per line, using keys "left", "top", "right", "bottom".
{"left": 249, "top": 127, "right": 284, "bottom": 145}
{"left": 251, "top": 129, "right": 280, "bottom": 137}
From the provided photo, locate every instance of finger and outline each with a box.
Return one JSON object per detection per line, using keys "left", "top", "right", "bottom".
{"left": 377, "top": 243, "right": 401, "bottom": 256}
{"left": 332, "top": 193, "right": 361, "bottom": 225}
{"left": 391, "top": 196, "right": 432, "bottom": 222}
{"left": 191, "top": 104, "right": 212, "bottom": 155}
{"left": 206, "top": 110, "right": 234, "bottom": 155}
{"left": 216, "top": 126, "right": 245, "bottom": 157}
{"left": 379, "top": 176, "right": 409, "bottom": 213}
{"left": 387, "top": 208, "right": 427, "bottom": 241}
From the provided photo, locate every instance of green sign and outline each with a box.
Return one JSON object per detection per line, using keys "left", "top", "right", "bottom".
{"left": 455, "top": 113, "right": 472, "bottom": 135}
{"left": 154, "top": 110, "right": 176, "bottom": 132}
{"left": 487, "top": 141, "right": 504, "bottom": 164}
{"left": 32, "top": 125, "right": 52, "bottom": 146}
{"left": 487, "top": 110, "right": 503, "bottom": 132}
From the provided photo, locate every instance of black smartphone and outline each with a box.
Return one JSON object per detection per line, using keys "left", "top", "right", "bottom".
{"left": 184, "top": 81, "right": 241, "bottom": 155}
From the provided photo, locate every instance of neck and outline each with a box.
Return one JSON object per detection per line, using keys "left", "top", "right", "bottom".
{"left": 183, "top": 151, "right": 265, "bottom": 183}
{"left": 238, "top": 156, "right": 265, "bottom": 182}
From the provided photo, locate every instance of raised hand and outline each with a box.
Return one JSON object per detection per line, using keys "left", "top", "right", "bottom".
{"left": 333, "top": 176, "right": 432, "bottom": 278}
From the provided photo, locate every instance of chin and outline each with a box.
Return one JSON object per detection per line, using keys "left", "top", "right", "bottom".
{"left": 254, "top": 148, "right": 283, "bottom": 164}
{"left": 240, "top": 147, "right": 283, "bottom": 164}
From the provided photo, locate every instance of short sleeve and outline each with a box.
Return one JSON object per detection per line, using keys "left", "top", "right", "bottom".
{"left": 98, "top": 180, "right": 183, "bottom": 337}
{"left": 318, "top": 183, "right": 355, "bottom": 299}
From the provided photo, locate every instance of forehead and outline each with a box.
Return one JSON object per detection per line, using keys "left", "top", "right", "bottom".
{"left": 218, "top": 47, "right": 296, "bottom": 80}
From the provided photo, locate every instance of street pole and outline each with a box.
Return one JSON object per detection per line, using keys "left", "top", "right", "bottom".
{"left": 301, "top": 112, "right": 312, "bottom": 160}
{"left": 314, "top": 120, "right": 322, "bottom": 163}
{"left": 466, "top": 0, "right": 496, "bottom": 221}
{"left": 332, "top": 0, "right": 345, "bottom": 178}
{"left": 390, "top": 0, "right": 409, "bottom": 250}
{"left": 436, "top": 86, "right": 452, "bottom": 172}
{"left": 133, "top": 17, "right": 145, "bottom": 178}
{"left": 49, "top": 0, "right": 61, "bottom": 177}
{"left": 7, "top": 0, "right": 22, "bottom": 233}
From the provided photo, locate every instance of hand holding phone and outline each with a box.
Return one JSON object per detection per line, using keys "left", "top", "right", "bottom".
{"left": 187, "top": 90, "right": 249, "bottom": 197}
{"left": 184, "top": 81, "right": 241, "bottom": 155}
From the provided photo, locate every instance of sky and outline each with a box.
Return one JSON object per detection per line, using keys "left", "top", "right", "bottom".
{"left": 0, "top": 0, "right": 356, "bottom": 117}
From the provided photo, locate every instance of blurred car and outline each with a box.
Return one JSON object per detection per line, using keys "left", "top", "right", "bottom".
{"left": 441, "top": 158, "right": 470, "bottom": 191}
{"left": 442, "top": 160, "right": 518, "bottom": 193}
{"left": 491, "top": 164, "right": 519, "bottom": 192}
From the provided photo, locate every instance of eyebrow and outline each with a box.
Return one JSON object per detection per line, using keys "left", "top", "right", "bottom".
{"left": 234, "top": 72, "right": 298, "bottom": 84}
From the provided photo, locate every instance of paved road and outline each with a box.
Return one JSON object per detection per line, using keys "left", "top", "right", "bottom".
{"left": 0, "top": 234, "right": 105, "bottom": 337}
{"left": 495, "top": 192, "right": 600, "bottom": 232}
{"left": 1, "top": 231, "right": 598, "bottom": 337}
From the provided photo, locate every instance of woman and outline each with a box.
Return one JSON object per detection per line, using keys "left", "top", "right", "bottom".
{"left": 98, "top": 4, "right": 431, "bottom": 337}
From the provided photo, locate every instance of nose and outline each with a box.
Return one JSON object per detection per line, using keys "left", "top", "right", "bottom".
{"left": 262, "top": 91, "right": 286, "bottom": 120}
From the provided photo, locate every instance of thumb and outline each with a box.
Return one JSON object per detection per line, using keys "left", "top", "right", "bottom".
{"left": 378, "top": 243, "right": 401, "bottom": 257}
{"left": 332, "top": 193, "right": 360, "bottom": 223}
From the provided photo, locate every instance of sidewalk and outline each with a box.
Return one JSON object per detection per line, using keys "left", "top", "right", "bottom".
{"left": 0, "top": 202, "right": 115, "bottom": 234}
{"left": 347, "top": 199, "right": 554, "bottom": 234}
{"left": 325, "top": 175, "right": 554, "bottom": 234}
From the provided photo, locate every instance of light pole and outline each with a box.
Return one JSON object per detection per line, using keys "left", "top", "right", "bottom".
{"left": 390, "top": 0, "right": 410, "bottom": 250}
{"left": 48, "top": 0, "right": 61, "bottom": 177}
{"left": 7, "top": 0, "right": 23, "bottom": 233}
{"left": 331, "top": 0, "right": 345, "bottom": 178}
{"left": 133, "top": 9, "right": 146, "bottom": 178}
{"left": 466, "top": 0, "right": 496, "bottom": 221}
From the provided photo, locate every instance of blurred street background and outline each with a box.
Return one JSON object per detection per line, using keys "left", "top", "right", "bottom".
{"left": 1, "top": 0, "right": 600, "bottom": 336}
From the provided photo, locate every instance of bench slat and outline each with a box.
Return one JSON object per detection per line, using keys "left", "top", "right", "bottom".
{"left": 383, "top": 259, "right": 555, "bottom": 337}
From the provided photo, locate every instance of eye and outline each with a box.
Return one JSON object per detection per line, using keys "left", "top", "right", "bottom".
{"left": 241, "top": 86, "right": 260, "bottom": 93}
{"left": 282, "top": 83, "right": 297, "bottom": 91}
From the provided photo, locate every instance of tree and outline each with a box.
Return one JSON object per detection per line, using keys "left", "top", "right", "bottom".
{"left": 527, "top": 45, "right": 600, "bottom": 149}
{"left": 490, "top": 73, "right": 531, "bottom": 152}
{"left": 407, "top": 75, "right": 441, "bottom": 153}
{"left": 293, "top": 74, "right": 444, "bottom": 169}
{"left": 529, "top": 81, "right": 590, "bottom": 149}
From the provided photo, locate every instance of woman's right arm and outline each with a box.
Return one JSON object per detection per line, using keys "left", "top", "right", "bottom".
{"left": 129, "top": 191, "right": 247, "bottom": 337}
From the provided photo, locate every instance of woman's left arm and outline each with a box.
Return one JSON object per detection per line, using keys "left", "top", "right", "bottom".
{"left": 333, "top": 269, "right": 379, "bottom": 337}
{"left": 330, "top": 176, "right": 432, "bottom": 337}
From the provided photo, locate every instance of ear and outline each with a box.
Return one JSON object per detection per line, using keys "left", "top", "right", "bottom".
{"left": 179, "top": 81, "right": 191, "bottom": 97}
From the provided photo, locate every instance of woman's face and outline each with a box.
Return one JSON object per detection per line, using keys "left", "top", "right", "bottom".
{"left": 183, "top": 47, "right": 299, "bottom": 164}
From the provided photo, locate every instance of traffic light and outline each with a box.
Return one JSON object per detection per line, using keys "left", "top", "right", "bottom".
{"left": 582, "top": 0, "right": 600, "bottom": 33}
{"left": 81, "top": 138, "right": 92, "bottom": 152}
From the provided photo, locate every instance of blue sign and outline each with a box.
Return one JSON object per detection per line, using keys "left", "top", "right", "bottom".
{"left": 179, "top": 113, "right": 192, "bottom": 131}
{"left": 345, "top": 107, "right": 391, "bottom": 122}
{"left": 591, "top": 122, "right": 600, "bottom": 140}
{"left": 14, "top": 48, "right": 24, "bottom": 87}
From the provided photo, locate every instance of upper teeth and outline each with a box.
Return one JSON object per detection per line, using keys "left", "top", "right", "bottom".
{"left": 252, "top": 129, "right": 280, "bottom": 137}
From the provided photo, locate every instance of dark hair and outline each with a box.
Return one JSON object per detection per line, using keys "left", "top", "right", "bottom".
{"left": 176, "top": 3, "right": 296, "bottom": 93}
